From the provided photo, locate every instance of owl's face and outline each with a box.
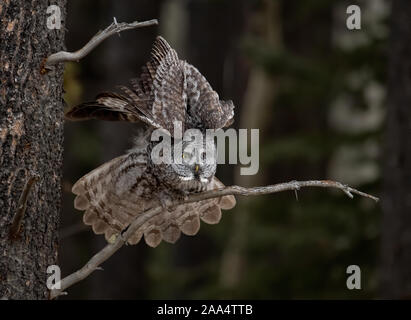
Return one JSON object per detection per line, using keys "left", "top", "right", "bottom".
{"left": 171, "top": 138, "right": 217, "bottom": 184}
{"left": 147, "top": 131, "right": 218, "bottom": 193}
{"left": 147, "top": 134, "right": 217, "bottom": 193}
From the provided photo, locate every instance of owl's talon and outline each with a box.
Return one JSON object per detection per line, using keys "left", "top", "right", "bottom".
{"left": 107, "top": 234, "right": 117, "bottom": 244}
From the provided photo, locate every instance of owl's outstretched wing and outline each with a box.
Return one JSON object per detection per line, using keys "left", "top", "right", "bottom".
{"left": 65, "top": 36, "right": 235, "bottom": 133}
{"left": 65, "top": 36, "right": 186, "bottom": 134}
{"left": 72, "top": 151, "right": 236, "bottom": 247}
{"left": 71, "top": 150, "right": 158, "bottom": 243}
{"left": 184, "top": 63, "right": 235, "bottom": 130}
{"left": 134, "top": 176, "right": 236, "bottom": 247}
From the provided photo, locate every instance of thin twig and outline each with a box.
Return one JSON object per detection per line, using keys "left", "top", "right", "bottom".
{"left": 43, "top": 18, "right": 158, "bottom": 69}
{"left": 50, "top": 179, "right": 378, "bottom": 299}
{"left": 9, "top": 174, "right": 39, "bottom": 240}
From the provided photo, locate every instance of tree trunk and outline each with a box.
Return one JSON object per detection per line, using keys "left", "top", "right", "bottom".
{"left": 0, "top": 0, "right": 66, "bottom": 299}
{"left": 381, "top": 0, "right": 411, "bottom": 299}
{"left": 219, "top": 0, "right": 280, "bottom": 291}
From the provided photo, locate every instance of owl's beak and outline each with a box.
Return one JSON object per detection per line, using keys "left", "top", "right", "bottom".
{"left": 194, "top": 164, "right": 199, "bottom": 173}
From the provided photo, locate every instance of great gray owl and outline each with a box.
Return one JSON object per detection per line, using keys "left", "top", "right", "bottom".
{"left": 66, "top": 36, "right": 236, "bottom": 247}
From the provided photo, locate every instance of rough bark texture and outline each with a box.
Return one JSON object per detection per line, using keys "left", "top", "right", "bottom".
{"left": 381, "top": 0, "right": 411, "bottom": 299}
{"left": 0, "top": 0, "right": 66, "bottom": 299}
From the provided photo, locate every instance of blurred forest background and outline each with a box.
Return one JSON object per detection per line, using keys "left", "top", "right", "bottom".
{"left": 60, "top": 0, "right": 388, "bottom": 299}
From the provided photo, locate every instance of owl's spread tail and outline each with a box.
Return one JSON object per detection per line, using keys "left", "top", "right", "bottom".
{"left": 124, "top": 177, "right": 236, "bottom": 248}
{"left": 125, "top": 193, "right": 236, "bottom": 248}
{"left": 72, "top": 154, "right": 236, "bottom": 248}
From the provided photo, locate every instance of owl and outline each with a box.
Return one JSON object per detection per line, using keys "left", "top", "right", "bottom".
{"left": 66, "top": 36, "right": 236, "bottom": 247}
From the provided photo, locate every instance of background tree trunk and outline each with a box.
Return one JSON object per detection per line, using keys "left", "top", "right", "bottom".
{"left": 0, "top": 0, "right": 66, "bottom": 299}
{"left": 219, "top": 0, "right": 280, "bottom": 292}
{"left": 381, "top": 0, "right": 411, "bottom": 299}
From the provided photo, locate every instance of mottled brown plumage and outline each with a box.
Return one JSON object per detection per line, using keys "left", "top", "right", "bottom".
{"left": 72, "top": 144, "right": 235, "bottom": 247}
{"left": 66, "top": 36, "right": 234, "bottom": 134}
{"left": 67, "top": 36, "right": 236, "bottom": 247}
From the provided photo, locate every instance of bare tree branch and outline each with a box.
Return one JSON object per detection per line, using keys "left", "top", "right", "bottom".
{"left": 50, "top": 179, "right": 378, "bottom": 299}
{"left": 42, "top": 18, "right": 158, "bottom": 69}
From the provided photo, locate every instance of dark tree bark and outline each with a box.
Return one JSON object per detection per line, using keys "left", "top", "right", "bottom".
{"left": 381, "top": 0, "right": 411, "bottom": 299}
{"left": 0, "top": 0, "right": 66, "bottom": 299}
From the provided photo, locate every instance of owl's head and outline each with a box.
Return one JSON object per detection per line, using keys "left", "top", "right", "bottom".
{"left": 171, "top": 137, "right": 217, "bottom": 184}
{"left": 148, "top": 134, "right": 217, "bottom": 192}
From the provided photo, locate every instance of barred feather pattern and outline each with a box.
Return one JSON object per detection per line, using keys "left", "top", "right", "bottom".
{"left": 65, "top": 36, "right": 235, "bottom": 134}
{"left": 68, "top": 36, "right": 237, "bottom": 247}
{"left": 72, "top": 146, "right": 236, "bottom": 247}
